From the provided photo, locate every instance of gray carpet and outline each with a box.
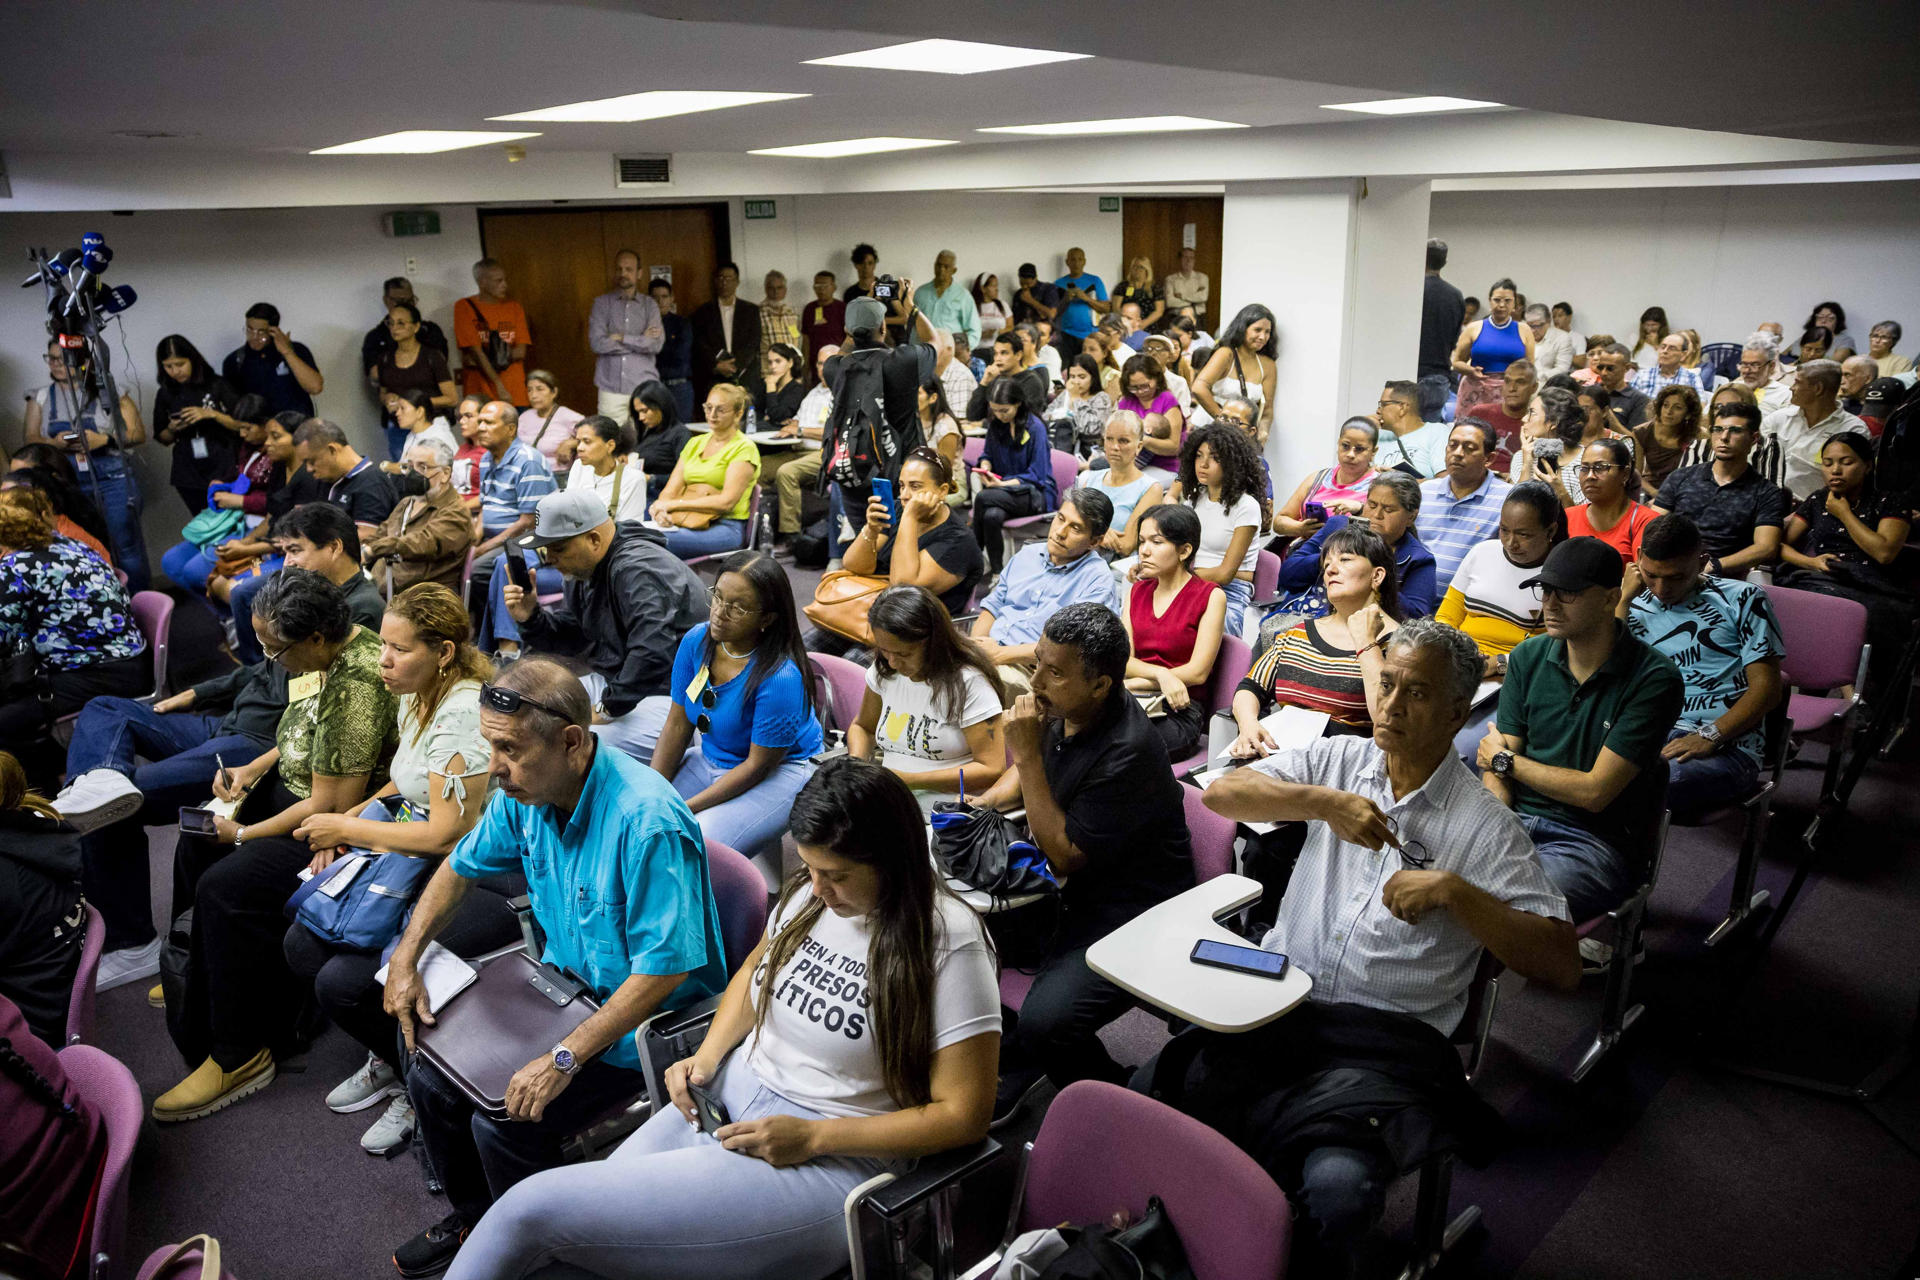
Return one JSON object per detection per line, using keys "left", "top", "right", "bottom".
{"left": 89, "top": 584, "right": 1920, "bottom": 1278}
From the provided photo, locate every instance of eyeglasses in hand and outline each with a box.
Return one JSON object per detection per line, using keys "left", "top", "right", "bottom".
{"left": 1384, "top": 815, "right": 1434, "bottom": 870}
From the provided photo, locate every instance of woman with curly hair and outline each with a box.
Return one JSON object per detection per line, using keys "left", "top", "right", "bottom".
{"left": 1167, "top": 423, "right": 1266, "bottom": 637}
{"left": 1634, "top": 383, "right": 1703, "bottom": 498}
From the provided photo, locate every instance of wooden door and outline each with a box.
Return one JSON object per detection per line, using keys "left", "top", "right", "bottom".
{"left": 1120, "top": 197, "right": 1224, "bottom": 328}
{"left": 478, "top": 204, "right": 729, "bottom": 414}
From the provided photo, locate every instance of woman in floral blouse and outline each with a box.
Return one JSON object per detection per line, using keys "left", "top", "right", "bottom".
{"left": 156, "top": 567, "right": 399, "bottom": 1123}
{"left": 0, "top": 504, "right": 149, "bottom": 775}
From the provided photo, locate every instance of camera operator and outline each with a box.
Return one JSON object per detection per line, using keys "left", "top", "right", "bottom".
{"left": 22, "top": 337, "right": 151, "bottom": 590}
{"left": 817, "top": 283, "right": 939, "bottom": 531}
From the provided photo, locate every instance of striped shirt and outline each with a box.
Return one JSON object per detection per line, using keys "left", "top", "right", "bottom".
{"left": 478, "top": 439, "right": 556, "bottom": 533}
{"left": 1419, "top": 471, "right": 1511, "bottom": 593}
{"left": 1240, "top": 619, "right": 1370, "bottom": 729}
{"left": 1629, "top": 365, "right": 1707, "bottom": 397}
{"left": 1434, "top": 539, "right": 1544, "bottom": 658}
{"left": 1253, "top": 735, "right": 1569, "bottom": 1035}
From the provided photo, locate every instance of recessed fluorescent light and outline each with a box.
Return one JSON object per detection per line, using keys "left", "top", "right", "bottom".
{"left": 1320, "top": 96, "right": 1504, "bottom": 115}
{"left": 490, "top": 90, "right": 807, "bottom": 123}
{"left": 805, "top": 38, "right": 1087, "bottom": 75}
{"left": 748, "top": 136, "right": 957, "bottom": 158}
{"left": 311, "top": 130, "right": 540, "bottom": 155}
{"left": 979, "top": 115, "right": 1247, "bottom": 137}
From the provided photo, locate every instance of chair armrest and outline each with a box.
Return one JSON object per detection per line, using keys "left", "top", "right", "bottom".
{"left": 638, "top": 995, "right": 722, "bottom": 1108}
{"left": 857, "top": 1137, "right": 1005, "bottom": 1220}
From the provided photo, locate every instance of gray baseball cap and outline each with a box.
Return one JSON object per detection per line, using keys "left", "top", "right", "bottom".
{"left": 515, "top": 488, "right": 611, "bottom": 551}
{"left": 846, "top": 296, "right": 887, "bottom": 334}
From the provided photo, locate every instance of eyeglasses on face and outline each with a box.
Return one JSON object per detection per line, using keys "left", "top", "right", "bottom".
{"left": 1574, "top": 462, "right": 1620, "bottom": 476}
{"left": 707, "top": 587, "right": 759, "bottom": 620}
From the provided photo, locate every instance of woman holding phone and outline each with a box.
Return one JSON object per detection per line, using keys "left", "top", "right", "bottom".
{"left": 441, "top": 758, "right": 999, "bottom": 1280}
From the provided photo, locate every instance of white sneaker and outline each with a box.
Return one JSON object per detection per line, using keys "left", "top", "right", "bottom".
{"left": 360, "top": 1093, "right": 415, "bottom": 1156}
{"left": 52, "top": 769, "right": 145, "bottom": 834}
{"left": 96, "top": 937, "right": 163, "bottom": 992}
{"left": 326, "top": 1053, "right": 400, "bottom": 1114}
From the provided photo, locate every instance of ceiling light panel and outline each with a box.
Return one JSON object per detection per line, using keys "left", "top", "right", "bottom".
{"left": 749, "top": 136, "right": 958, "bottom": 158}
{"left": 311, "top": 130, "right": 540, "bottom": 155}
{"left": 805, "top": 39, "right": 1088, "bottom": 75}
{"left": 490, "top": 90, "right": 806, "bottom": 123}
{"left": 1319, "top": 96, "right": 1504, "bottom": 115}
{"left": 979, "top": 115, "right": 1247, "bottom": 136}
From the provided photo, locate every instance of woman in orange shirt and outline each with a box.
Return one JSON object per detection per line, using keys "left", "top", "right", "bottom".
{"left": 1565, "top": 437, "right": 1654, "bottom": 563}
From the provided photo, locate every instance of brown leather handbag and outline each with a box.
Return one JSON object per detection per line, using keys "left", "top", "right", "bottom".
{"left": 803, "top": 570, "right": 891, "bottom": 645}
{"left": 663, "top": 482, "right": 722, "bottom": 530}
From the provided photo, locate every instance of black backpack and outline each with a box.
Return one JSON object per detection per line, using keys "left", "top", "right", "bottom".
{"left": 1037, "top": 1199, "right": 1195, "bottom": 1280}
{"left": 1874, "top": 379, "right": 1920, "bottom": 504}
{"left": 818, "top": 346, "right": 923, "bottom": 494}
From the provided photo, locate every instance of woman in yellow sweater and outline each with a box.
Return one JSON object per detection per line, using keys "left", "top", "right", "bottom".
{"left": 1435, "top": 480, "right": 1564, "bottom": 679}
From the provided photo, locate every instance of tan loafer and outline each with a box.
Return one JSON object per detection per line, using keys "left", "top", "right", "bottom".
{"left": 152, "top": 1050, "right": 276, "bottom": 1122}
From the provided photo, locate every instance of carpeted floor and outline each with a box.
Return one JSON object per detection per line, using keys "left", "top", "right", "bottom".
{"left": 90, "top": 583, "right": 1920, "bottom": 1278}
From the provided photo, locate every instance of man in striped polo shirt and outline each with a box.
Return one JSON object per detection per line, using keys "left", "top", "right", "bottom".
{"left": 1418, "top": 417, "right": 1511, "bottom": 594}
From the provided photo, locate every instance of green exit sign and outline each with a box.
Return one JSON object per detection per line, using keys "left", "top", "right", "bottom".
{"left": 1099, "top": 196, "right": 1120, "bottom": 213}
{"left": 383, "top": 210, "right": 442, "bottom": 237}
{"left": 744, "top": 200, "right": 777, "bottom": 220}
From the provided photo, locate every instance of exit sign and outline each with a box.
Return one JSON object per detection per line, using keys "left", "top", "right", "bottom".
{"left": 1099, "top": 196, "right": 1120, "bottom": 213}
{"left": 744, "top": 200, "right": 777, "bottom": 220}
{"left": 383, "top": 210, "right": 442, "bottom": 237}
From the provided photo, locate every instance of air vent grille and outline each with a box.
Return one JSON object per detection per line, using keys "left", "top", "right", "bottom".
{"left": 614, "top": 154, "right": 672, "bottom": 188}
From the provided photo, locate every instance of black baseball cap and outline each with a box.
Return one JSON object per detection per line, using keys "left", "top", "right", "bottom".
{"left": 1520, "top": 536, "right": 1624, "bottom": 592}
{"left": 1862, "top": 377, "right": 1907, "bottom": 413}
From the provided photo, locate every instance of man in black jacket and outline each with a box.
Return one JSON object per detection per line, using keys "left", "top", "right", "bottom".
{"left": 689, "top": 262, "right": 761, "bottom": 404}
{"left": 501, "top": 489, "right": 705, "bottom": 762}
{"left": 0, "top": 794, "right": 87, "bottom": 1045}
{"left": 817, "top": 293, "right": 939, "bottom": 523}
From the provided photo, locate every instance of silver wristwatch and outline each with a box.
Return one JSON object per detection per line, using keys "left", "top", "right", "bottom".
{"left": 550, "top": 1043, "right": 580, "bottom": 1076}
{"left": 1696, "top": 721, "right": 1722, "bottom": 745}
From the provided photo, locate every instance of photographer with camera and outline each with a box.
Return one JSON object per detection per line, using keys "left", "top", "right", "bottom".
{"left": 816, "top": 280, "right": 940, "bottom": 529}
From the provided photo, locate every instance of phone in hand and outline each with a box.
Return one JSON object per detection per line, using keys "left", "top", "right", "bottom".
{"left": 871, "top": 478, "right": 896, "bottom": 522}
{"left": 1301, "top": 501, "right": 1329, "bottom": 524}
{"left": 504, "top": 554, "right": 535, "bottom": 593}
{"left": 687, "top": 1080, "right": 732, "bottom": 1135}
{"left": 179, "top": 806, "right": 221, "bottom": 837}
{"left": 1190, "top": 938, "right": 1291, "bottom": 980}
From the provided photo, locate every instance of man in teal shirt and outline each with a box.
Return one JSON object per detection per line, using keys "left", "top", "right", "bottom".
{"left": 385, "top": 658, "right": 727, "bottom": 1277}
{"left": 911, "top": 250, "right": 980, "bottom": 353}
{"left": 1052, "top": 246, "right": 1109, "bottom": 359}
{"left": 1475, "top": 537, "right": 1683, "bottom": 923}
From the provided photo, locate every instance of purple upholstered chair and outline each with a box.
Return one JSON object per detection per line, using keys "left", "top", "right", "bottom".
{"left": 703, "top": 837, "right": 771, "bottom": 968}
{"left": 1172, "top": 633, "right": 1254, "bottom": 778}
{"left": 1020, "top": 1080, "right": 1291, "bottom": 1280}
{"left": 1000, "top": 449, "right": 1083, "bottom": 547}
{"left": 807, "top": 652, "right": 870, "bottom": 736}
{"left": 1764, "top": 583, "right": 1870, "bottom": 840}
{"left": 1183, "top": 782, "right": 1237, "bottom": 886}
{"left": 58, "top": 1044, "right": 143, "bottom": 1280}
{"left": 67, "top": 903, "right": 105, "bottom": 1046}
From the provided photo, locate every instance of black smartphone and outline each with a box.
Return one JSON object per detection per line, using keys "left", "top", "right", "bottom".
{"left": 687, "top": 1080, "right": 731, "bottom": 1134}
{"left": 1190, "top": 938, "right": 1290, "bottom": 980}
{"left": 178, "top": 806, "right": 220, "bottom": 837}
{"left": 504, "top": 554, "right": 534, "bottom": 592}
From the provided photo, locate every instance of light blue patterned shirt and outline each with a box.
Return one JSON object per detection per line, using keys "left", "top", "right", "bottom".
{"left": 979, "top": 543, "right": 1120, "bottom": 645}
{"left": 478, "top": 438, "right": 556, "bottom": 533}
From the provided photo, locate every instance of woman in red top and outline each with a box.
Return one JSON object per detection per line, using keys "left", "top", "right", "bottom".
{"left": 450, "top": 395, "right": 488, "bottom": 510}
{"left": 1122, "top": 503, "right": 1226, "bottom": 759}
{"left": 1565, "top": 437, "right": 1655, "bottom": 563}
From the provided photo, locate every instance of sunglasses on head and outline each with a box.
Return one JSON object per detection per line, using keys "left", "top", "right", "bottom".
{"left": 479, "top": 682, "right": 571, "bottom": 721}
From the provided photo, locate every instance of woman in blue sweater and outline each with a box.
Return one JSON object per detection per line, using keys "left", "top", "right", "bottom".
{"left": 969, "top": 378, "right": 1057, "bottom": 573}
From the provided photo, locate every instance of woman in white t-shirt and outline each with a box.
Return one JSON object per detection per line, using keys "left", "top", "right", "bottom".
{"left": 1168, "top": 424, "right": 1266, "bottom": 639}
{"left": 564, "top": 414, "right": 648, "bottom": 523}
{"left": 445, "top": 758, "right": 1001, "bottom": 1280}
{"left": 850, "top": 585, "right": 1008, "bottom": 811}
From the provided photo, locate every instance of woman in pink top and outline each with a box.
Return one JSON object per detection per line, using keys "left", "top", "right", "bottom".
{"left": 516, "top": 369, "right": 583, "bottom": 472}
{"left": 1123, "top": 503, "right": 1226, "bottom": 760}
{"left": 1272, "top": 416, "right": 1380, "bottom": 538}
{"left": 1118, "top": 353, "right": 1187, "bottom": 475}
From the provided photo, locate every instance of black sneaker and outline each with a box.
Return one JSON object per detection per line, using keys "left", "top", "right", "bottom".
{"left": 393, "top": 1212, "right": 467, "bottom": 1278}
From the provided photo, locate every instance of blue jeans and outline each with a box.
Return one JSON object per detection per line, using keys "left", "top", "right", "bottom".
{"left": 669, "top": 748, "right": 816, "bottom": 882}
{"left": 444, "top": 1054, "right": 884, "bottom": 1280}
{"left": 1518, "top": 814, "right": 1630, "bottom": 923}
{"left": 666, "top": 378, "right": 695, "bottom": 425}
{"left": 1221, "top": 576, "right": 1253, "bottom": 641}
{"left": 664, "top": 518, "right": 747, "bottom": 559}
{"left": 84, "top": 453, "right": 150, "bottom": 592}
{"left": 1665, "top": 726, "right": 1761, "bottom": 822}
{"left": 383, "top": 421, "right": 411, "bottom": 462}
{"left": 483, "top": 551, "right": 565, "bottom": 648}
{"left": 67, "top": 695, "right": 270, "bottom": 949}
{"left": 227, "top": 558, "right": 285, "bottom": 663}
{"left": 161, "top": 537, "right": 231, "bottom": 594}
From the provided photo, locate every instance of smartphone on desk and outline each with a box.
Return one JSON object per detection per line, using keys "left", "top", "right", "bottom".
{"left": 688, "top": 1080, "right": 732, "bottom": 1135}
{"left": 1190, "top": 938, "right": 1290, "bottom": 980}
{"left": 504, "top": 554, "right": 534, "bottom": 593}
{"left": 871, "top": 477, "right": 896, "bottom": 522}
{"left": 178, "top": 806, "right": 221, "bottom": 837}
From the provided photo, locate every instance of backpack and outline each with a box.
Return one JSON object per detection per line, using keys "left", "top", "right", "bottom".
{"left": 1874, "top": 379, "right": 1920, "bottom": 503}
{"left": 819, "top": 345, "right": 925, "bottom": 495}
{"left": 992, "top": 1198, "right": 1195, "bottom": 1280}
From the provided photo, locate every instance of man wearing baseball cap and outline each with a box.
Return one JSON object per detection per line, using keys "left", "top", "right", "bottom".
{"left": 1473, "top": 536, "right": 1684, "bottom": 925}
{"left": 501, "top": 488, "right": 706, "bottom": 761}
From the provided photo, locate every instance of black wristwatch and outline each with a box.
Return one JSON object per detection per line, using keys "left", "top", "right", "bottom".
{"left": 1489, "top": 749, "right": 1515, "bottom": 778}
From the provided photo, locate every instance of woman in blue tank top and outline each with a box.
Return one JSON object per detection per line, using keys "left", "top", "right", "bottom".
{"left": 1451, "top": 277, "right": 1535, "bottom": 417}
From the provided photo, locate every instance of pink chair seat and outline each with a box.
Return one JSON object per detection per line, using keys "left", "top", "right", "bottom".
{"left": 59, "top": 1044, "right": 143, "bottom": 1280}
{"left": 807, "top": 652, "right": 870, "bottom": 734}
{"left": 1788, "top": 691, "right": 1850, "bottom": 736}
{"left": 66, "top": 903, "right": 105, "bottom": 1045}
{"left": 998, "top": 968, "right": 1034, "bottom": 1010}
{"left": 703, "top": 837, "right": 772, "bottom": 968}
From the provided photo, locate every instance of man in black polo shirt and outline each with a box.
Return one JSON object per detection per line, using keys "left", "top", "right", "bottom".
{"left": 1475, "top": 538, "right": 1682, "bottom": 923}
{"left": 1653, "top": 400, "right": 1790, "bottom": 577}
{"left": 222, "top": 301, "right": 323, "bottom": 418}
{"left": 291, "top": 418, "right": 397, "bottom": 537}
{"left": 1587, "top": 343, "right": 1650, "bottom": 428}
{"left": 1011, "top": 262, "right": 1063, "bottom": 328}
{"left": 978, "top": 602, "right": 1194, "bottom": 1115}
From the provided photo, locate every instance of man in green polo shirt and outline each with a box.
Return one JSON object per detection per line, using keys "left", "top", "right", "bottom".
{"left": 1474, "top": 537, "right": 1683, "bottom": 923}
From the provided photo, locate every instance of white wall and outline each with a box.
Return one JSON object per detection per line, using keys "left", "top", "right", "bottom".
{"left": 1429, "top": 179, "right": 1920, "bottom": 351}
{"left": 729, "top": 191, "right": 1125, "bottom": 316}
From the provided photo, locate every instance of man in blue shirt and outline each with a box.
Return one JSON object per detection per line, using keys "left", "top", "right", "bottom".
{"left": 969, "top": 490, "right": 1120, "bottom": 691}
{"left": 470, "top": 399, "right": 556, "bottom": 625}
{"left": 1418, "top": 419, "right": 1512, "bottom": 593}
{"left": 1621, "top": 513, "right": 1783, "bottom": 820}
{"left": 221, "top": 301, "right": 323, "bottom": 418}
{"left": 386, "top": 659, "right": 727, "bottom": 1278}
{"left": 1052, "top": 247, "right": 1108, "bottom": 361}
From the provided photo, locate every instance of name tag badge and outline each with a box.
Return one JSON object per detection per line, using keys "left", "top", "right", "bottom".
{"left": 276, "top": 362, "right": 290, "bottom": 376}
{"left": 190, "top": 435, "right": 210, "bottom": 460}
{"left": 289, "top": 672, "right": 323, "bottom": 702}
{"left": 685, "top": 664, "right": 710, "bottom": 703}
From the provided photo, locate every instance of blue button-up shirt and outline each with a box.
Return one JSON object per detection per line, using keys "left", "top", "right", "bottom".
{"left": 1419, "top": 470, "right": 1511, "bottom": 593}
{"left": 448, "top": 741, "right": 729, "bottom": 1072}
{"left": 912, "top": 281, "right": 981, "bottom": 352}
{"left": 588, "top": 290, "right": 665, "bottom": 395}
{"left": 479, "top": 439, "right": 556, "bottom": 533}
{"left": 980, "top": 543, "right": 1120, "bottom": 645}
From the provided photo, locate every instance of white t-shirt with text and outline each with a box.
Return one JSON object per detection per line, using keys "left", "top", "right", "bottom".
{"left": 866, "top": 664, "right": 1002, "bottom": 778}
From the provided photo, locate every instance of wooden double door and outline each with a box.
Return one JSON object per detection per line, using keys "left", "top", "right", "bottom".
{"left": 478, "top": 204, "right": 730, "bottom": 414}
{"left": 1120, "top": 196, "right": 1225, "bottom": 327}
